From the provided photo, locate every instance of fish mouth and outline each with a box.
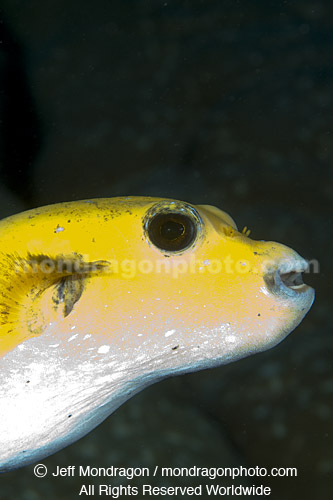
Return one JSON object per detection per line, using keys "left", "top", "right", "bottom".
{"left": 264, "top": 256, "right": 315, "bottom": 301}
{"left": 278, "top": 269, "right": 307, "bottom": 293}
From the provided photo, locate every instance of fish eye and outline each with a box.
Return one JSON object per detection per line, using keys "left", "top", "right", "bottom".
{"left": 144, "top": 202, "right": 203, "bottom": 253}
{"left": 147, "top": 212, "right": 196, "bottom": 251}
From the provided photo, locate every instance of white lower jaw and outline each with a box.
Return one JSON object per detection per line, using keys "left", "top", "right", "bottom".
{"left": 263, "top": 252, "right": 315, "bottom": 308}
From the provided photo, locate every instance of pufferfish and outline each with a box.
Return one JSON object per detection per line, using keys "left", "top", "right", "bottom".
{"left": 0, "top": 197, "right": 314, "bottom": 471}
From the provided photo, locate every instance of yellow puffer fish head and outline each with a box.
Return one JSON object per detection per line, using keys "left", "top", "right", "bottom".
{"left": 0, "top": 197, "right": 314, "bottom": 471}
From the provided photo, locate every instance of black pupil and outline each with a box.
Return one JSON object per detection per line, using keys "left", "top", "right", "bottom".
{"left": 160, "top": 220, "right": 185, "bottom": 241}
{"left": 148, "top": 212, "right": 196, "bottom": 251}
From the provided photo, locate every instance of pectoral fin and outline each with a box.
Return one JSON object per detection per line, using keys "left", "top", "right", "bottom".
{"left": 0, "top": 253, "right": 110, "bottom": 357}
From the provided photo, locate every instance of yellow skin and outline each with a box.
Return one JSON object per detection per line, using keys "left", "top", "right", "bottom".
{"left": 0, "top": 197, "right": 314, "bottom": 471}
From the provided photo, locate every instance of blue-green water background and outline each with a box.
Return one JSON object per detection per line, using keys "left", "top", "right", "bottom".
{"left": 0, "top": 1, "right": 331, "bottom": 499}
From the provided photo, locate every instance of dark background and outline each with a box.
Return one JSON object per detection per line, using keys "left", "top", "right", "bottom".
{"left": 0, "top": 1, "right": 331, "bottom": 499}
